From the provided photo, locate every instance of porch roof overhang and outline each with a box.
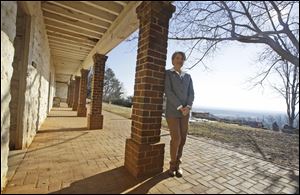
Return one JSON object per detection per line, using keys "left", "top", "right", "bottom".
{"left": 41, "top": 1, "right": 141, "bottom": 83}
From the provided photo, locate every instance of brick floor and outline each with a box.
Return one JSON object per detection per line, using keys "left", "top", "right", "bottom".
{"left": 2, "top": 103, "right": 299, "bottom": 194}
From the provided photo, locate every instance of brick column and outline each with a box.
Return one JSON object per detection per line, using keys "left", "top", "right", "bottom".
{"left": 66, "top": 83, "right": 71, "bottom": 105}
{"left": 68, "top": 79, "right": 75, "bottom": 108}
{"left": 124, "top": 1, "right": 175, "bottom": 178}
{"left": 77, "top": 69, "right": 89, "bottom": 117}
{"left": 87, "top": 53, "right": 107, "bottom": 129}
{"left": 72, "top": 76, "right": 80, "bottom": 111}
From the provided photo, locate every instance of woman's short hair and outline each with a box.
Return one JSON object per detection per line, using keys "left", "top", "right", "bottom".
{"left": 171, "top": 51, "right": 186, "bottom": 61}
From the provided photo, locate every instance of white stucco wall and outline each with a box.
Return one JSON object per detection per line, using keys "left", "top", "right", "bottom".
{"left": 1, "top": 1, "right": 56, "bottom": 191}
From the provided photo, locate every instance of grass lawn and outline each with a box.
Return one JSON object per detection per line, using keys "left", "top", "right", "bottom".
{"left": 102, "top": 102, "right": 169, "bottom": 128}
{"left": 102, "top": 102, "right": 299, "bottom": 169}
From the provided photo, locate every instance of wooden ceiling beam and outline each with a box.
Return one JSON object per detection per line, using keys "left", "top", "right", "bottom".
{"left": 46, "top": 26, "right": 100, "bottom": 42}
{"left": 49, "top": 43, "right": 91, "bottom": 53}
{"left": 114, "top": 1, "right": 129, "bottom": 7}
{"left": 51, "top": 53, "right": 86, "bottom": 61}
{"left": 53, "top": 56, "right": 83, "bottom": 63}
{"left": 45, "top": 19, "right": 102, "bottom": 40}
{"left": 47, "top": 31, "right": 97, "bottom": 46}
{"left": 42, "top": 2, "right": 111, "bottom": 29}
{"left": 51, "top": 50, "right": 87, "bottom": 58}
{"left": 81, "top": 1, "right": 123, "bottom": 16}
{"left": 51, "top": 48, "right": 89, "bottom": 57}
{"left": 49, "top": 1, "right": 117, "bottom": 24}
{"left": 43, "top": 11, "right": 106, "bottom": 34}
{"left": 48, "top": 36, "right": 94, "bottom": 49}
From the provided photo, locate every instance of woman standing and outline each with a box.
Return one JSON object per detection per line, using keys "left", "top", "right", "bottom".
{"left": 164, "top": 51, "right": 194, "bottom": 177}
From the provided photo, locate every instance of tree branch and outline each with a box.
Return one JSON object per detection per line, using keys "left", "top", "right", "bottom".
{"left": 270, "top": 1, "right": 299, "bottom": 52}
{"left": 187, "top": 41, "right": 219, "bottom": 70}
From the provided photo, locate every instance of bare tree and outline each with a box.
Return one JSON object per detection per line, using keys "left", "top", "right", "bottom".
{"left": 169, "top": 1, "right": 299, "bottom": 70}
{"left": 271, "top": 61, "right": 299, "bottom": 128}
{"left": 167, "top": 1, "right": 299, "bottom": 128}
{"left": 247, "top": 25, "right": 299, "bottom": 128}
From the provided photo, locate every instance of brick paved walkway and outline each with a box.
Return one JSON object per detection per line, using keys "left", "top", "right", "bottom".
{"left": 2, "top": 103, "right": 299, "bottom": 194}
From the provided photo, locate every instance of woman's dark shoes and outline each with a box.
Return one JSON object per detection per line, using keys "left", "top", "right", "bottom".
{"left": 176, "top": 168, "right": 183, "bottom": 177}
{"left": 168, "top": 169, "right": 176, "bottom": 177}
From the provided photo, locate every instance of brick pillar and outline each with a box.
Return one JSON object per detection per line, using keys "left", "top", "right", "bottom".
{"left": 66, "top": 83, "right": 70, "bottom": 105}
{"left": 124, "top": 1, "right": 175, "bottom": 178}
{"left": 87, "top": 53, "right": 107, "bottom": 129}
{"left": 72, "top": 76, "right": 80, "bottom": 111}
{"left": 68, "top": 79, "right": 75, "bottom": 108}
{"left": 77, "top": 69, "right": 89, "bottom": 117}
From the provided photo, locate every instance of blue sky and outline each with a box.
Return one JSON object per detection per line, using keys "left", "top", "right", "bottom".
{"left": 105, "top": 30, "right": 287, "bottom": 113}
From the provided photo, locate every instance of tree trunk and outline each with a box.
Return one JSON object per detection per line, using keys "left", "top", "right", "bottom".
{"left": 288, "top": 117, "right": 295, "bottom": 128}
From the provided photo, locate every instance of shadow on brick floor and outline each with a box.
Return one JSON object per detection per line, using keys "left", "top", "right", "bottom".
{"left": 290, "top": 171, "right": 299, "bottom": 194}
{"left": 47, "top": 115, "right": 79, "bottom": 118}
{"left": 246, "top": 134, "right": 299, "bottom": 193}
{"left": 50, "top": 166, "right": 169, "bottom": 194}
{"left": 50, "top": 108, "right": 72, "bottom": 111}
{"left": 8, "top": 132, "right": 89, "bottom": 159}
{"left": 37, "top": 127, "right": 88, "bottom": 134}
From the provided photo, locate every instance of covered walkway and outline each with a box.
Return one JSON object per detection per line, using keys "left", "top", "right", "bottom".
{"left": 1, "top": 1, "right": 299, "bottom": 194}
{"left": 3, "top": 103, "right": 298, "bottom": 194}
{"left": 2, "top": 1, "right": 176, "bottom": 188}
